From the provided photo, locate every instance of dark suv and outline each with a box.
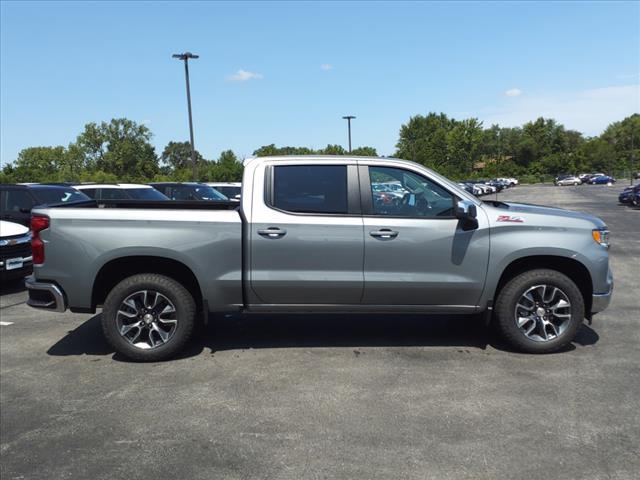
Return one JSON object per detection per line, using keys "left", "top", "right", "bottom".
{"left": 149, "top": 182, "right": 229, "bottom": 201}
{"left": 0, "top": 184, "right": 90, "bottom": 226}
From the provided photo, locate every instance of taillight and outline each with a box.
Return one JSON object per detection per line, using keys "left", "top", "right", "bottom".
{"left": 30, "top": 215, "right": 50, "bottom": 265}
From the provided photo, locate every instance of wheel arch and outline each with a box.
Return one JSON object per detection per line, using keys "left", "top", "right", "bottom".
{"left": 92, "top": 256, "right": 203, "bottom": 312}
{"left": 493, "top": 255, "right": 593, "bottom": 314}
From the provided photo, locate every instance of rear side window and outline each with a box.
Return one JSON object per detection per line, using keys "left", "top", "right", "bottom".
{"left": 79, "top": 188, "right": 97, "bottom": 199}
{"left": 31, "top": 187, "right": 90, "bottom": 204}
{"left": 2, "top": 189, "right": 34, "bottom": 212}
{"left": 100, "top": 188, "right": 129, "bottom": 200}
{"left": 126, "top": 188, "right": 168, "bottom": 200}
{"left": 272, "top": 165, "right": 348, "bottom": 214}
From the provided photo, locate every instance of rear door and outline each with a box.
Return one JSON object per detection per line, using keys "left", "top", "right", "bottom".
{"left": 249, "top": 161, "right": 364, "bottom": 305}
{"left": 360, "top": 163, "right": 490, "bottom": 308}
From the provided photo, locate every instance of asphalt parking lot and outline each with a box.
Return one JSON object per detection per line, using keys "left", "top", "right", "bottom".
{"left": 1, "top": 184, "right": 638, "bottom": 480}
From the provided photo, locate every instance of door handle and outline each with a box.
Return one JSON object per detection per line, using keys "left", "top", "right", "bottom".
{"left": 369, "top": 228, "right": 399, "bottom": 239}
{"left": 257, "top": 227, "right": 287, "bottom": 239}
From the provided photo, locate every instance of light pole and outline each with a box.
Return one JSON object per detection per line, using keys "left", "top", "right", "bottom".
{"left": 631, "top": 129, "right": 635, "bottom": 185}
{"left": 342, "top": 115, "right": 355, "bottom": 153}
{"left": 172, "top": 52, "right": 199, "bottom": 180}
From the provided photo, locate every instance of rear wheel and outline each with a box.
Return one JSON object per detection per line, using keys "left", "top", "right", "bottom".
{"left": 102, "top": 273, "right": 196, "bottom": 361}
{"left": 494, "top": 269, "right": 584, "bottom": 353}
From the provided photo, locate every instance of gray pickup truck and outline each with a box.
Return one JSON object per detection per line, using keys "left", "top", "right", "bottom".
{"left": 26, "top": 156, "right": 613, "bottom": 361}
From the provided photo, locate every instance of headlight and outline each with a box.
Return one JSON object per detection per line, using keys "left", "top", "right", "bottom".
{"left": 592, "top": 228, "right": 610, "bottom": 248}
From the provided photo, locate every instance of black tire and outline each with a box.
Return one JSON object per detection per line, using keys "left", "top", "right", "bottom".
{"left": 102, "top": 273, "right": 196, "bottom": 361}
{"left": 494, "top": 269, "right": 584, "bottom": 353}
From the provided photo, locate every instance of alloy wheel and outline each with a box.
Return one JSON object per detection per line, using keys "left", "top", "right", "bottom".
{"left": 514, "top": 284, "right": 572, "bottom": 342}
{"left": 116, "top": 290, "right": 178, "bottom": 349}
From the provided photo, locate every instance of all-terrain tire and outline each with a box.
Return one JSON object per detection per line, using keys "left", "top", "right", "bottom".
{"left": 494, "top": 269, "right": 585, "bottom": 353}
{"left": 102, "top": 273, "right": 196, "bottom": 361}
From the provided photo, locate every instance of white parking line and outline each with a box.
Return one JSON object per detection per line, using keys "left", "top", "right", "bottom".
{"left": 0, "top": 321, "right": 14, "bottom": 326}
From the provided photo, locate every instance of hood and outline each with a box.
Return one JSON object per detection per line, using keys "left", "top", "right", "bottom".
{"left": 483, "top": 201, "right": 606, "bottom": 229}
{"left": 0, "top": 220, "right": 30, "bottom": 238}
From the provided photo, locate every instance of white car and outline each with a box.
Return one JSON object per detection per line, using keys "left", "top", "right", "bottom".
{"left": 0, "top": 220, "right": 32, "bottom": 280}
{"left": 497, "top": 177, "right": 518, "bottom": 186}
{"left": 205, "top": 182, "right": 241, "bottom": 202}
{"left": 555, "top": 176, "right": 582, "bottom": 186}
{"left": 73, "top": 183, "right": 169, "bottom": 201}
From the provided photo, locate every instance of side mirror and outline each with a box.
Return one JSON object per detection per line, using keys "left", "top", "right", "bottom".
{"left": 455, "top": 199, "right": 479, "bottom": 230}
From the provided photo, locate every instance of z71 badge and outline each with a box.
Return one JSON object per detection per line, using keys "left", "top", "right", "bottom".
{"left": 496, "top": 215, "right": 524, "bottom": 223}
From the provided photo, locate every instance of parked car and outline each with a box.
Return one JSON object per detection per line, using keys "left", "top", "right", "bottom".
{"left": 580, "top": 173, "right": 606, "bottom": 183}
{"left": 149, "top": 182, "right": 229, "bottom": 201}
{"left": 496, "top": 177, "right": 518, "bottom": 186}
{"left": 26, "top": 155, "right": 612, "bottom": 361}
{"left": 206, "top": 182, "right": 242, "bottom": 202}
{"left": 0, "top": 183, "right": 91, "bottom": 226}
{"left": 74, "top": 183, "right": 169, "bottom": 201}
{"left": 618, "top": 184, "right": 640, "bottom": 204}
{"left": 0, "top": 220, "right": 32, "bottom": 281}
{"left": 588, "top": 175, "right": 616, "bottom": 185}
{"left": 458, "top": 183, "right": 475, "bottom": 195}
{"left": 461, "top": 181, "right": 491, "bottom": 195}
{"left": 555, "top": 176, "right": 582, "bottom": 186}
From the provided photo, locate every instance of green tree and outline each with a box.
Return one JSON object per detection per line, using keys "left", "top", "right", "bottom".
{"left": 253, "top": 144, "right": 316, "bottom": 156}
{"left": 207, "top": 150, "right": 244, "bottom": 181}
{"left": 72, "top": 118, "right": 159, "bottom": 181}
{"left": 351, "top": 146, "right": 378, "bottom": 156}
{"left": 160, "top": 141, "right": 205, "bottom": 171}
{"left": 319, "top": 144, "right": 347, "bottom": 155}
{"left": 8, "top": 146, "right": 67, "bottom": 182}
{"left": 396, "top": 113, "right": 453, "bottom": 169}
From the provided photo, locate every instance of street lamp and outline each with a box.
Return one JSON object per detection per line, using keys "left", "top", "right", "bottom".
{"left": 342, "top": 115, "right": 356, "bottom": 153}
{"left": 172, "top": 52, "right": 199, "bottom": 180}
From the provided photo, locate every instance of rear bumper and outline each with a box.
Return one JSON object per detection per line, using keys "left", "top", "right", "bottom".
{"left": 25, "top": 276, "right": 67, "bottom": 313}
{"left": 0, "top": 255, "right": 33, "bottom": 278}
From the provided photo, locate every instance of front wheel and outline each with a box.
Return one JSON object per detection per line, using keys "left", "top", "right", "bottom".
{"left": 494, "top": 269, "right": 584, "bottom": 353}
{"left": 102, "top": 273, "right": 196, "bottom": 361}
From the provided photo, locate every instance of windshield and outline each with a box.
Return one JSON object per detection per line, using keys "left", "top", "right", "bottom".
{"left": 32, "top": 187, "right": 90, "bottom": 205}
{"left": 126, "top": 188, "right": 169, "bottom": 200}
{"left": 193, "top": 186, "right": 228, "bottom": 201}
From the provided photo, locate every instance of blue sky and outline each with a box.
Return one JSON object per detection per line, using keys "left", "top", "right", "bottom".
{"left": 1, "top": 1, "right": 638, "bottom": 165}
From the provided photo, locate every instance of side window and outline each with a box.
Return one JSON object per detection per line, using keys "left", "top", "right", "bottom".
{"left": 80, "top": 188, "right": 97, "bottom": 199}
{"left": 369, "top": 166, "right": 454, "bottom": 217}
{"left": 272, "top": 165, "right": 348, "bottom": 214}
{"left": 4, "top": 189, "right": 34, "bottom": 212}
{"left": 172, "top": 187, "right": 194, "bottom": 200}
{"left": 100, "top": 188, "right": 128, "bottom": 200}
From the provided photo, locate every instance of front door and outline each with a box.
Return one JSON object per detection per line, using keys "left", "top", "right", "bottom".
{"left": 361, "top": 164, "right": 490, "bottom": 307}
{"left": 250, "top": 163, "right": 364, "bottom": 305}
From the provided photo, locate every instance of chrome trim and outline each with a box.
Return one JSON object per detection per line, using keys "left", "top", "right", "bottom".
{"left": 0, "top": 233, "right": 32, "bottom": 246}
{"left": 0, "top": 256, "right": 32, "bottom": 269}
{"left": 25, "top": 276, "right": 67, "bottom": 313}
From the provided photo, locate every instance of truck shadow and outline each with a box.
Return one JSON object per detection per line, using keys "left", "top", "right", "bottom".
{"left": 46, "top": 313, "right": 600, "bottom": 361}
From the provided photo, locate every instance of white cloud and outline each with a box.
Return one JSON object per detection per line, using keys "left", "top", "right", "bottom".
{"left": 227, "top": 70, "right": 263, "bottom": 82}
{"left": 320, "top": 64, "right": 334, "bottom": 71}
{"left": 480, "top": 84, "right": 640, "bottom": 135}
{"left": 505, "top": 88, "right": 523, "bottom": 97}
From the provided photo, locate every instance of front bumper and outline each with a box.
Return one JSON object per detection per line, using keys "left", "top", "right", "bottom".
{"left": 25, "top": 276, "right": 67, "bottom": 312}
{"left": 591, "top": 283, "right": 613, "bottom": 314}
